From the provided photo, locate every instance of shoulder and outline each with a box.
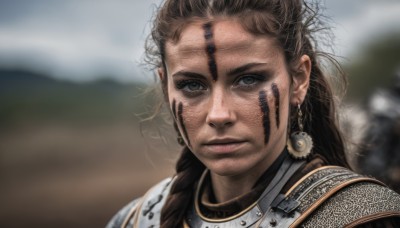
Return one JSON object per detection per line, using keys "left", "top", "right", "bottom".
{"left": 106, "top": 198, "right": 142, "bottom": 228}
{"left": 106, "top": 177, "right": 174, "bottom": 228}
{"left": 285, "top": 166, "right": 400, "bottom": 227}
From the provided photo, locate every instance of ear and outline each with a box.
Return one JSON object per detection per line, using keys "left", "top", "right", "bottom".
{"left": 290, "top": 55, "right": 311, "bottom": 105}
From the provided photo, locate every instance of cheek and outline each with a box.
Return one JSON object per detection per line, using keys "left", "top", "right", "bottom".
{"left": 181, "top": 104, "right": 206, "bottom": 134}
{"left": 178, "top": 103, "right": 192, "bottom": 147}
{"left": 258, "top": 90, "right": 271, "bottom": 144}
{"left": 169, "top": 97, "right": 194, "bottom": 148}
{"left": 239, "top": 83, "right": 289, "bottom": 145}
{"left": 272, "top": 83, "right": 281, "bottom": 128}
{"left": 230, "top": 93, "right": 266, "bottom": 136}
{"left": 171, "top": 99, "right": 177, "bottom": 119}
{"left": 274, "top": 82, "right": 290, "bottom": 130}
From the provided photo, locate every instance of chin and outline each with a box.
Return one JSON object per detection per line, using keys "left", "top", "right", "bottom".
{"left": 207, "top": 160, "right": 252, "bottom": 177}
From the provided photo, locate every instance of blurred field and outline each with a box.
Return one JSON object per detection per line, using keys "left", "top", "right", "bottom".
{"left": 0, "top": 71, "right": 178, "bottom": 227}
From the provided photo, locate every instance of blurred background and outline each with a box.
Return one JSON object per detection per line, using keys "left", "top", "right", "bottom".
{"left": 0, "top": 0, "right": 399, "bottom": 227}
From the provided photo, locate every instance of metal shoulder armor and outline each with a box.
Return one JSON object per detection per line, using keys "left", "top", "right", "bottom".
{"left": 106, "top": 177, "right": 174, "bottom": 228}
{"left": 262, "top": 166, "right": 400, "bottom": 228}
{"left": 286, "top": 166, "right": 400, "bottom": 227}
{"left": 187, "top": 166, "right": 400, "bottom": 228}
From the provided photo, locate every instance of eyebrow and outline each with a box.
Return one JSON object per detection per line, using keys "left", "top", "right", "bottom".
{"left": 171, "top": 71, "right": 206, "bottom": 80}
{"left": 226, "top": 62, "right": 269, "bottom": 77}
{"left": 171, "top": 62, "right": 269, "bottom": 79}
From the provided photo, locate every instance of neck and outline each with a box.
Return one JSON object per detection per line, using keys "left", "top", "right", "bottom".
{"left": 209, "top": 149, "right": 284, "bottom": 203}
{"left": 210, "top": 172, "right": 258, "bottom": 203}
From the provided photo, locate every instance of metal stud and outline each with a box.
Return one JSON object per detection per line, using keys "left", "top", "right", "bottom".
{"left": 256, "top": 211, "right": 262, "bottom": 217}
{"left": 270, "top": 219, "right": 277, "bottom": 227}
{"left": 240, "top": 220, "right": 247, "bottom": 226}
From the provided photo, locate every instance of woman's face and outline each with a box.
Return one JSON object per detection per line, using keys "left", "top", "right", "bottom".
{"left": 162, "top": 20, "right": 307, "bottom": 177}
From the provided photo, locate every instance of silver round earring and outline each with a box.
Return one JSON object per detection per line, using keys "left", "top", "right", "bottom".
{"left": 287, "top": 103, "right": 313, "bottom": 159}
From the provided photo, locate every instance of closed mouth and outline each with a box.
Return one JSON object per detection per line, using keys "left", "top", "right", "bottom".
{"left": 203, "top": 138, "right": 246, "bottom": 153}
{"left": 204, "top": 138, "right": 245, "bottom": 145}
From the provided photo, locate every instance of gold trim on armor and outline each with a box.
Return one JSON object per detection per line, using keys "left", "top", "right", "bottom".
{"left": 288, "top": 177, "right": 385, "bottom": 228}
{"left": 345, "top": 211, "right": 400, "bottom": 228}
{"left": 284, "top": 165, "right": 345, "bottom": 197}
{"left": 194, "top": 169, "right": 260, "bottom": 223}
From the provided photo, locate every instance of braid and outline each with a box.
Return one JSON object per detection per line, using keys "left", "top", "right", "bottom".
{"left": 160, "top": 147, "right": 205, "bottom": 228}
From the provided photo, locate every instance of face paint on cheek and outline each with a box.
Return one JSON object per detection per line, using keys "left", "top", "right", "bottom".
{"left": 259, "top": 90, "right": 271, "bottom": 144}
{"left": 177, "top": 102, "right": 192, "bottom": 147}
{"left": 171, "top": 99, "right": 177, "bottom": 119}
{"left": 271, "top": 83, "right": 280, "bottom": 128}
{"left": 203, "top": 22, "right": 218, "bottom": 81}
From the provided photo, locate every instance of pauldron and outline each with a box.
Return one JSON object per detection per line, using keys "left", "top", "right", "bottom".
{"left": 107, "top": 167, "right": 400, "bottom": 228}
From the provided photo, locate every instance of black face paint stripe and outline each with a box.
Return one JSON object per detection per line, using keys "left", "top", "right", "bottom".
{"left": 204, "top": 22, "right": 213, "bottom": 39}
{"left": 271, "top": 83, "right": 280, "bottom": 128}
{"left": 203, "top": 22, "right": 218, "bottom": 81}
{"left": 171, "top": 99, "right": 177, "bottom": 119}
{"left": 259, "top": 90, "right": 270, "bottom": 144}
{"left": 178, "top": 102, "right": 191, "bottom": 147}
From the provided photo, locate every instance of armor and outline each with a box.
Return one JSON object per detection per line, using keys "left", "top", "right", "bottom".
{"left": 107, "top": 166, "right": 400, "bottom": 228}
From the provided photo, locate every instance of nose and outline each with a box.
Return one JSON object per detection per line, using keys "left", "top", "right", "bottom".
{"left": 206, "top": 88, "right": 235, "bottom": 128}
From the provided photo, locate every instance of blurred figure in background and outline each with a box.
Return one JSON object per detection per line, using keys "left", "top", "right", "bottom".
{"left": 357, "top": 70, "right": 400, "bottom": 193}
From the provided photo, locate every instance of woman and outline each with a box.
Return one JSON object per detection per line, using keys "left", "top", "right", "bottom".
{"left": 108, "top": 0, "right": 400, "bottom": 227}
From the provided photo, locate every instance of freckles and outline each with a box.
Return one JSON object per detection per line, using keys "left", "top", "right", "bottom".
{"left": 258, "top": 90, "right": 271, "bottom": 144}
{"left": 271, "top": 83, "right": 280, "bottom": 129}
{"left": 203, "top": 22, "right": 218, "bottom": 81}
{"left": 177, "top": 102, "right": 192, "bottom": 148}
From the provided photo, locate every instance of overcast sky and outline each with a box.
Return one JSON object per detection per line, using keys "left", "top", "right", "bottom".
{"left": 0, "top": 0, "right": 399, "bottom": 83}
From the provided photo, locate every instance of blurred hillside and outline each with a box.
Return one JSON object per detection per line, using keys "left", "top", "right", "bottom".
{"left": 345, "top": 33, "right": 400, "bottom": 101}
{"left": 0, "top": 71, "right": 177, "bottom": 228}
{"left": 0, "top": 69, "right": 149, "bottom": 127}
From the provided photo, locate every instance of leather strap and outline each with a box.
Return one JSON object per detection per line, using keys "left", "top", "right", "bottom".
{"left": 257, "top": 156, "right": 305, "bottom": 213}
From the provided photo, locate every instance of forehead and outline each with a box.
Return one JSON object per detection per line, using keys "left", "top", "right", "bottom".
{"left": 164, "top": 20, "right": 281, "bottom": 67}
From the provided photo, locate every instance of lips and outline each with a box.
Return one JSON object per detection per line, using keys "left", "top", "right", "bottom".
{"left": 203, "top": 138, "right": 246, "bottom": 154}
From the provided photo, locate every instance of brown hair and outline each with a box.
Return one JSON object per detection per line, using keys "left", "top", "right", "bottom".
{"left": 145, "top": 0, "right": 349, "bottom": 227}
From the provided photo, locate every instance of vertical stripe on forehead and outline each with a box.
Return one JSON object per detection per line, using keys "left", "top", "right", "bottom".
{"left": 203, "top": 22, "right": 218, "bottom": 81}
{"left": 178, "top": 102, "right": 191, "bottom": 147}
{"left": 271, "top": 83, "right": 280, "bottom": 129}
{"left": 259, "top": 90, "right": 271, "bottom": 144}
